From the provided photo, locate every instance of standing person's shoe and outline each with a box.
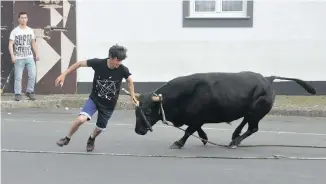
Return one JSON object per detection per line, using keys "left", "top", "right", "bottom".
{"left": 26, "top": 92, "right": 36, "bottom": 100}
{"left": 86, "top": 136, "right": 95, "bottom": 152}
{"left": 14, "top": 94, "right": 21, "bottom": 101}
{"left": 56, "top": 136, "right": 70, "bottom": 147}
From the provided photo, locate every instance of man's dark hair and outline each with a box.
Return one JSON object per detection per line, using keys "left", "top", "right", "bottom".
{"left": 18, "top": 12, "right": 27, "bottom": 18}
{"left": 109, "top": 44, "right": 127, "bottom": 61}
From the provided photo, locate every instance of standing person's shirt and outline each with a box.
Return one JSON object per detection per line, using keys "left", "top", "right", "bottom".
{"left": 9, "top": 26, "right": 35, "bottom": 60}
{"left": 87, "top": 58, "right": 131, "bottom": 110}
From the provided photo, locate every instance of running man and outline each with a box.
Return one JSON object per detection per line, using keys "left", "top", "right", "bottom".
{"left": 55, "top": 44, "right": 139, "bottom": 152}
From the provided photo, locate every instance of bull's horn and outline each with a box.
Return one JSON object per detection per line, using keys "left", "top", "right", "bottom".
{"left": 152, "top": 94, "right": 162, "bottom": 102}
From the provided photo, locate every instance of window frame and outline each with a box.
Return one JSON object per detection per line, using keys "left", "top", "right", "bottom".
{"left": 182, "top": 0, "right": 254, "bottom": 28}
{"left": 189, "top": 0, "right": 248, "bottom": 18}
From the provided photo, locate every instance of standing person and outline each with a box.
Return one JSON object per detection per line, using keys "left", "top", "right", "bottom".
{"left": 55, "top": 44, "right": 139, "bottom": 152}
{"left": 8, "top": 12, "right": 39, "bottom": 101}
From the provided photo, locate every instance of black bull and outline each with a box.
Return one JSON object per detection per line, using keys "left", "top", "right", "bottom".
{"left": 132, "top": 71, "right": 316, "bottom": 149}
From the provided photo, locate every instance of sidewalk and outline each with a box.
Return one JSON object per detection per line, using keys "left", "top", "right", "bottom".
{"left": 1, "top": 93, "right": 326, "bottom": 117}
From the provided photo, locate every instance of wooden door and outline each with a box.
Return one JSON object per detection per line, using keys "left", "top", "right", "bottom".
{"left": 1, "top": 1, "right": 14, "bottom": 94}
{"left": 1, "top": 0, "right": 77, "bottom": 95}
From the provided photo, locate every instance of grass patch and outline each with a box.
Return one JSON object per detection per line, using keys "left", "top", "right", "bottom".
{"left": 275, "top": 96, "right": 326, "bottom": 106}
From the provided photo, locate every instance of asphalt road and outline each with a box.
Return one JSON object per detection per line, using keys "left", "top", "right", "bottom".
{"left": 1, "top": 108, "right": 326, "bottom": 184}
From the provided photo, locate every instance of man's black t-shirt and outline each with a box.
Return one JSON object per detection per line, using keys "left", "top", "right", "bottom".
{"left": 87, "top": 58, "right": 131, "bottom": 110}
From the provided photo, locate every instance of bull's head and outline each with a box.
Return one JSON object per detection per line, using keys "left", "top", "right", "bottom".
{"left": 121, "top": 88, "right": 163, "bottom": 135}
{"left": 134, "top": 93, "right": 162, "bottom": 135}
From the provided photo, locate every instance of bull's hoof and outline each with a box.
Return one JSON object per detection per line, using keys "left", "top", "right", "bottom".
{"left": 202, "top": 139, "right": 208, "bottom": 145}
{"left": 198, "top": 132, "right": 208, "bottom": 145}
{"left": 170, "top": 141, "right": 184, "bottom": 149}
{"left": 228, "top": 139, "right": 241, "bottom": 149}
{"left": 228, "top": 144, "right": 238, "bottom": 149}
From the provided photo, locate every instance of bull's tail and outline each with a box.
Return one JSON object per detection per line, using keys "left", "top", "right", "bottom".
{"left": 266, "top": 76, "right": 316, "bottom": 94}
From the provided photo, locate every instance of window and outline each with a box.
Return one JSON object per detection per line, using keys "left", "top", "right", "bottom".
{"left": 189, "top": 0, "right": 248, "bottom": 18}
{"left": 182, "top": 0, "right": 254, "bottom": 28}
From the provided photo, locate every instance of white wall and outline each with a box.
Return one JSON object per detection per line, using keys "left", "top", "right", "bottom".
{"left": 76, "top": 0, "right": 326, "bottom": 82}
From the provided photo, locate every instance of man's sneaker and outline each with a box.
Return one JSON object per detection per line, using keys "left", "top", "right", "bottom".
{"left": 86, "top": 136, "right": 95, "bottom": 152}
{"left": 56, "top": 136, "right": 70, "bottom": 147}
{"left": 26, "top": 92, "right": 36, "bottom": 101}
{"left": 14, "top": 94, "right": 21, "bottom": 101}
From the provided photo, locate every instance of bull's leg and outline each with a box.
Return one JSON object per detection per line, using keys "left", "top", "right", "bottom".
{"left": 170, "top": 123, "right": 202, "bottom": 149}
{"left": 228, "top": 96, "right": 272, "bottom": 148}
{"left": 228, "top": 119, "right": 259, "bottom": 148}
{"left": 231, "top": 116, "right": 248, "bottom": 141}
{"left": 197, "top": 127, "right": 208, "bottom": 145}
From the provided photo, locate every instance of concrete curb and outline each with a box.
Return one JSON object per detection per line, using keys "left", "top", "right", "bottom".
{"left": 1, "top": 98, "right": 136, "bottom": 110}
{"left": 2, "top": 97, "right": 326, "bottom": 117}
{"left": 269, "top": 108, "right": 326, "bottom": 117}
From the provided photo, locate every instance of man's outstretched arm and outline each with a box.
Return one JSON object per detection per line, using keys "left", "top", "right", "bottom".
{"left": 62, "top": 60, "right": 88, "bottom": 76}
{"left": 55, "top": 60, "right": 88, "bottom": 87}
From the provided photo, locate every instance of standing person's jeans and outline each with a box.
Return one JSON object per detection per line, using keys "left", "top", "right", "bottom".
{"left": 14, "top": 57, "right": 36, "bottom": 94}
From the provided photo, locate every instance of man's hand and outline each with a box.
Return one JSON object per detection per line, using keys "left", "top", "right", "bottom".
{"left": 35, "top": 55, "right": 39, "bottom": 61}
{"left": 132, "top": 96, "right": 139, "bottom": 106}
{"left": 55, "top": 74, "right": 66, "bottom": 87}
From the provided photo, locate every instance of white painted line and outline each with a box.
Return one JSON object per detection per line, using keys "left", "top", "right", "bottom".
{"left": 2, "top": 149, "right": 326, "bottom": 160}
{"left": 113, "top": 124, "right": 326, "bottom": 136}
{"left": 3, "top": 118, "right": 326, "bottom": 136}
{"left": 103, "top": 123, "right": 326, "bottom": 136}
{"left": 201, "top": 127, "right": 326, "bottom": 136}
{"left": 115, "top": 123, "right": 133, "bottom": 126}
{"left": 251, "top": 130, "right": 326, "bottom": 136}
{"left": 2, "top": 118, "right": 69, "bottom": 124}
